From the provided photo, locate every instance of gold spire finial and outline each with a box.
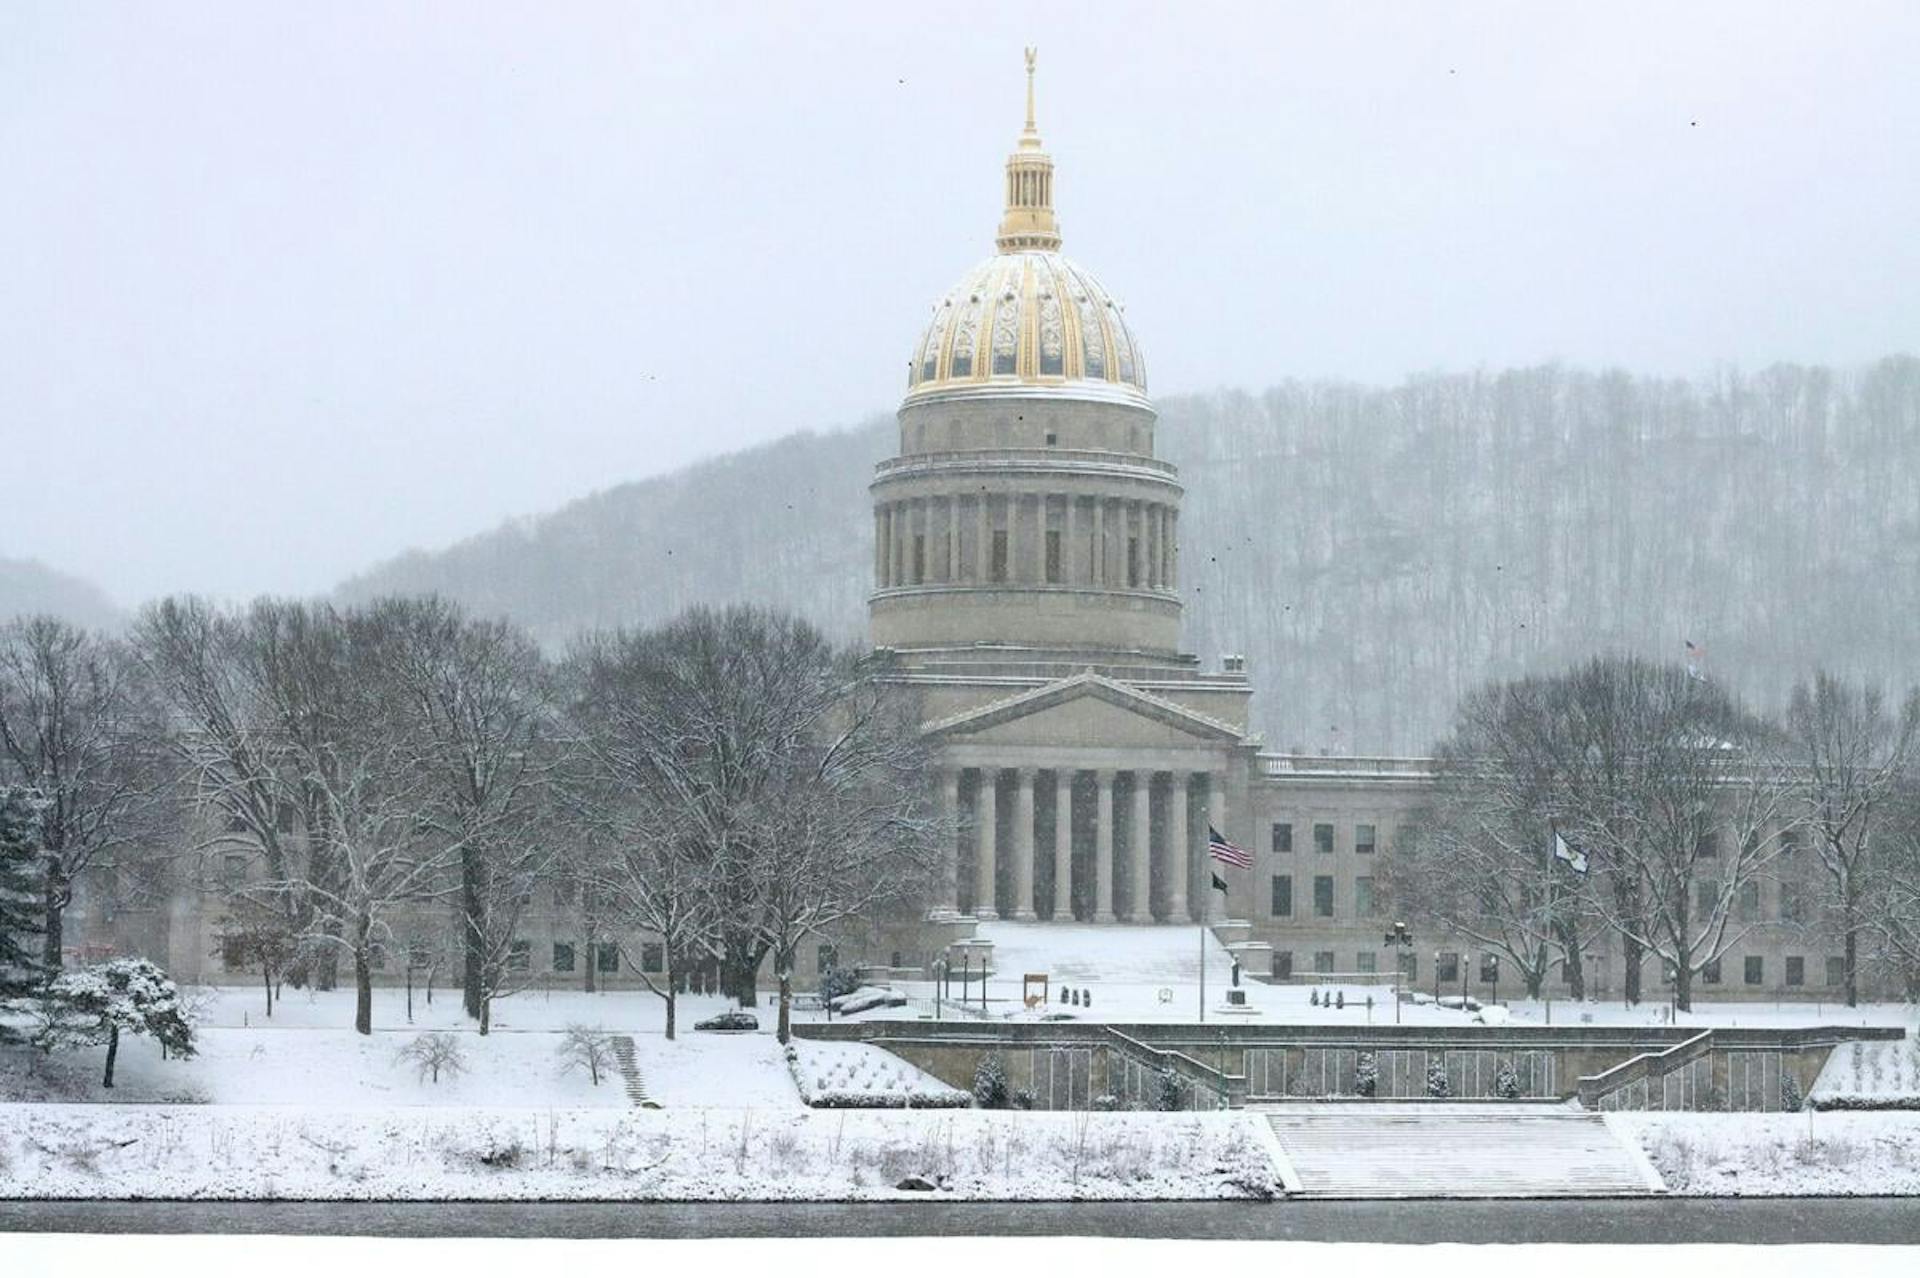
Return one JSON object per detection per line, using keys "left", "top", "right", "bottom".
{"left": 1023, "top": 47, "right": 1038, "bottom": 140}
{"left": 997, "top": 48, "right": 1061, "bottom": 252}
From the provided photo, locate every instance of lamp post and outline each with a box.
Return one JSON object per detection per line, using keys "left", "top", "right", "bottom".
{"left": 934, "top": 958, "right": 947, "bottom": 1021}
{"left": 1433, "top": 951, "right": 1442, "bottom": 1005}
{"left": 1384, "top": 922, "right": 1415, "bottom": 1025}
{"left": 1461, "top": 951, "right": 1470, "bottom": 1008}
{"left": 1488, "top": 954, "right": 1500, "bottom": 1008}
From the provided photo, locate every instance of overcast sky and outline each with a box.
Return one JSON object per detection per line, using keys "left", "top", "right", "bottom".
{"left": 4, "top": 2, "right": 1917, "bottom": 607}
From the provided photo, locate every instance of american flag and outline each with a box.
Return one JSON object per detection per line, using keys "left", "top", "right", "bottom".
{"left": 1208, "top": 825, "right": 1252, "bottom": 869}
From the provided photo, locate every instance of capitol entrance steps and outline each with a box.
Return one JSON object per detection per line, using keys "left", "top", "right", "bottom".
{"left": 1256, "top": 1104, "right": 1665, "bottom": 1198}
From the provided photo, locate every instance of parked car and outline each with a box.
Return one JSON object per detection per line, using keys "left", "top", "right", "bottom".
{"left": 694, "top": 1009, "right": 759, "bottom": 1032}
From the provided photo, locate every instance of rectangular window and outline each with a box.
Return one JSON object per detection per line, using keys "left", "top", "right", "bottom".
{"left": 221, "top": 935, "right": 248, "bottom": 971}
{"left": 370, "top": 944, "right": 387, "bottom": 972}
{"left": 596, "top": 942, "right": 620, "bottom": 973}
{"left": 1354, "top": 875, "right": 1376, "bottom": 918}
{"left": 1438, "top": 951, "right": 1460, "bottom": 984}
{"left": 991, "top": 530, "right": 1009, "bottom": 582}
{"left": 1703, "top": 959, "right": 1722, "bottom": 985}
{"left": 508, "top": 939, "right": 530, "bottom": 972}
{"left": 1271, "top": 950, "right": 1293, "bottom": 980}
{"left": 1312, "top": 950, "right": 1335, "bottom": 974}
{"left": 817, "top": 943, "right": 838, "bottom": 974}
{"left": 275, "top": 802, "right": 296, "bottom": 835}
{"left": 1779, "top": 828, "right": 1801, "bottom": 857}
{"left": 1785, "top": 956, "right": 1805, "bottom": 986}
{"left": 1313, "top": 875, "right": 1334, "bottom": 918}
{"left": 1744, "top": 955, "right": 1764, "bottom": 986}
{"left": 1355, "top": 824, "right": 1377, "bottom": 856}
{"left": 1270, "top": 822, "right": 1293, "bottom": 855}
{"left": 1397, "top": 951, "right": 1418, "bottom": 983}
{"left": 221, "top": 854, "right": 247, "bottom": 891}
{"left": 1695, "top": 879, "right": 1718, "bottom": 918}
{"left": 552, "top": 942, "right": 576, "bottom": 973}
{"left": 1314, "top": 823, "right": 1335, "bottom": 855}
{"left": 1779, "top": 880, "right": 1805, "bottom": 923}
{"left": 1738, "top": 880, "right": 1762, "bottom": 922}
{"left": 1355, "top": 952, "right": 1378, "bottom": 975}
{"left": 1826, "top": 955, "right": 1845, "bottom": 986}
{"left": 1044, "top": 530, "right": 1062, "bottom": 583}
{"left": 1697, "top": 831, "right": 1720, "bottom": 859}
{"left": 1270, "top": 874, "right": 1293, "bottom": 918}
{"left": 642, "top": 942, "right": 665, "bottom": 974}
{"left": 1478, "top": 954, "right": 1499, "bottom": 983}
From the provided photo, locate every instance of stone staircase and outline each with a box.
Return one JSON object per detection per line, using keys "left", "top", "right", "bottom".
{"left": 1260, "top": 1103, "right": 1663, "bottom": 1198}
{"left": 609, "top": 1035, "right": 656, "bottom": 1108}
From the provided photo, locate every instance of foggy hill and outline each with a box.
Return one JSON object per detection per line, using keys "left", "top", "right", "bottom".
{"left": 0, "top": 555, "right": 124, "bottom": 631}
{"left": 338, "top": 357, "right": 1920, "bottom": 754}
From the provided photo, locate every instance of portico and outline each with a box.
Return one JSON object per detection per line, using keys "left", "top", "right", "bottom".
{"left": 920, "top": 672, "right": 1248, "bottom": 925}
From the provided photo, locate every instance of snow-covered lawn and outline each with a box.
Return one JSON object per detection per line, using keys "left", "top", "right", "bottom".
{"left": 1811, "top": 1036, "right": 1920, "bottom": 1108}
{"left": 787, "top": 1039, "right": 970, "bottom": 1107}
{"left": 0, "top": 1104, "right": 1283, "bottom": 1201}
{"left": 1611, "top": 1111, "right": 1920, "bottom": 1195}
{"left": 0, "top": 1025, "right": 629, "bottom": 1107}
{"left": 636, "top": 1028, "right": 801, "bottom": 1109}
{"left": 892, "top": 922, "right": 1920, "bottom": 1031}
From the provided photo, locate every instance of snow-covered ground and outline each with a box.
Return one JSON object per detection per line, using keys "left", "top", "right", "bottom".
{"left": 1612, "top": 1111, "right": 1920, "bottom": 1195}
{"left": 787, "top": 1039, "right": 970, "bottom": 1107}
{"left": 1810, "top": 1036, "right": 1920, "bottom": 1108}
{"left": 894, "top": 921, "right": 1920, "bottom": 1031}
{"left": 0, "top": 1104, "right": 1282, "bottom": 1201}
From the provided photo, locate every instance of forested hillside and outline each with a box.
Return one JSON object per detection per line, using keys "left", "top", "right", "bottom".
{"left": 0, "top": 556, "right": 123, "bottom": 630}
{"left": 338, "top": 357, "right": 1920, "bottom": 754}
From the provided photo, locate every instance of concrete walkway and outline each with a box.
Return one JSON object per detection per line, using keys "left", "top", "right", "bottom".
{"left": 1259, "top": 1102, "right": 1666, "bottom": 1198}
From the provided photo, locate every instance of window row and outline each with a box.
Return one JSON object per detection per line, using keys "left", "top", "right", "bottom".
{"left": 1270, "top": 873, "right": 1376, "bottom": 919}
{"left": 1269, "top": 822, "right": 1377, "bottom": 856}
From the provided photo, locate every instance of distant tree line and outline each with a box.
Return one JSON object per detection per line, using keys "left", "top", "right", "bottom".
{"left": 0, "top": 601, "right": 943, "bottom": 1044}
{"left": 1381, "top": 657, "right": 1920, "bottom": 1011}
{"left": 340, "top": 357, "right": 1920, "bottom": 756}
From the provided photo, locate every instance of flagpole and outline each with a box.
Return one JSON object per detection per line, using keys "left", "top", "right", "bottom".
{"left": 1198, "top": 914, "right": 1206, "bottom": 1024}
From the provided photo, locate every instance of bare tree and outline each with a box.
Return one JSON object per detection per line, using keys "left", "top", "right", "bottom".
{"left": 0, "top": 616, "right": 166, "bottom": 969}
{"left": 556, "top": 1023, "right": 617, "bottom": 1087}
{"left": 1867, "top": 765, "right": 1920, "bottom": 999}
{"left": 1784, "top": 672, "right": 1920, "bottom": 1006}
{"left": 1556, "top": 658, "right": 1793, "bottom": 1012}
{"left": 1383, "top": 676, "right": 1602, "bottom": 997}
{"left": 357, "top": 597, "right": 557, "bottom": 1025}
{"left": 568, "top": 607, "right": 941, "bottom": 1042}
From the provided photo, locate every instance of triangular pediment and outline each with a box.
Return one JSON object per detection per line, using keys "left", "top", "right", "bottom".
{"left": 922, "top": 671, "right": 1245, "bottom": 748}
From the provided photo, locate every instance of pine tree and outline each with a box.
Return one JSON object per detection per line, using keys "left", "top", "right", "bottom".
{"left": 1426, "top": 1058, "right": 1452, "bottom": 1099}
{"left": 0, "top": 787, "right": 47, "bottom": 1045}
{"left": 972, "top": 1052, "right": 1009, "bottom": 1109}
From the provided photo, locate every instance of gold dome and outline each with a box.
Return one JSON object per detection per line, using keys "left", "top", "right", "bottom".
{"left": 904, "top": 51, "right": 1148, "bottom": 408}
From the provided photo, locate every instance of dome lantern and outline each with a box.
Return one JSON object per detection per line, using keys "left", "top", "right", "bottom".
{"left": 996, "top": 48, "right": 1061, "bottom": 253}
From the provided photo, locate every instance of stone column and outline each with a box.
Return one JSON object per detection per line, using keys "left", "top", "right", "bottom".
{"left": 975, "top": 494, "right": 990, "bottom": 584}
{"left": 1005, "top": 493, "right": 1019, "bottom": 584}
{"left": 975, "top": 769, "right": 999, "bottom": 920}
{"left": 1168, "top": 775, "right": 1190, "bottom": 922}
{"left": 1159, "top": 506, "right": 1175, "bottom": 587}
{"left": 938, "top": 768, "right": 961, "bottom": 916}
{"left": 1093, "top": 770, "right": 1116, "bottom": 922}
{"left": 874, "top": 509, "right": 886, "bottom": 585}
{"left": 1012, "top": 768, "right": 1038, "bottom": 920}
{"left": 1063, "top": 496, "right": 1078, "bottom": 586}
{"left": 1206, "top": 774, "right": 1227, "bottom": 922}
{"left": 947, "top": 495, "right": 961, "bottom": 581}
{"left": 1092, "top": 499, "right": 1106, "bottom": 586}
{"left": 1052, "top": 769, "right": 1073, "bottom": 919}
{"left": 1032, "top": 493, "right": 1047, "bottom": 583}
{"left": 1130, "top": 771, "right": 1153, "bottom": 923}
{"left": 1145, "top": 505, "right": 1160, "bottom": 589}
